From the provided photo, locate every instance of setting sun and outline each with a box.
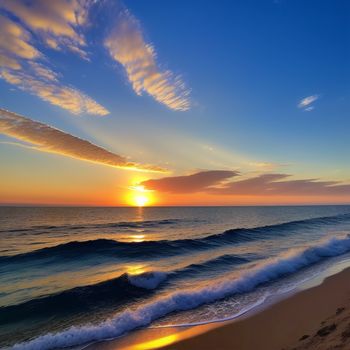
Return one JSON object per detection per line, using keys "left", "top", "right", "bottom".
{"left": 127, "top": 185, "right": 154, "bottom": 207}
{"left": 134, "top": 194, "right": 149, "bottom": 207}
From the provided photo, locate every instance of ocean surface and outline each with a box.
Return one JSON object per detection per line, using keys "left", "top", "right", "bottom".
{"left": 2, "top": 205, "right": 350, "bottom": 350}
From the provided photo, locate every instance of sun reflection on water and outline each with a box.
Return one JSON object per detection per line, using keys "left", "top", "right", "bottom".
{"left": 131, "top": 334, "right": 179, "bottom": 350}
{"left": 128, "top": 234, "right": 145, "bottom": 242}
{"left": 126, "top": 264, "right": 148, "bottom": 276}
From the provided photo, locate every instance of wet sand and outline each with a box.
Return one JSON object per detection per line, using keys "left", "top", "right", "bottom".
{"left": 90, "top": 265, "right": 350, "bottom": 350}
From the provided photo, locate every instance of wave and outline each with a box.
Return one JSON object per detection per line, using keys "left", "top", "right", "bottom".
{"left": 0, "top": 238, "right": 185, "bottom": 264}
{"left": 0, "top": 271, "right": 166, "bottom": 326}
{"left": 1, "top": 253, "right": 253, "bottom": 322}
{"left": 0, "top": 239, "right": 121, "bottom": 263}
{"left": 11, "top": 234, "right": 350, "bottom": 350}
{"left": 2, "top": 213, "right": 350, "bottom": 264}
{"left": 127, "top": 271, "right": 168, "bottom": 289}
{"left": 175, "top": 253, "right": 253, "bottom": 277}
{"left": 0, "top": 219, "right": 183, "bottom": 234}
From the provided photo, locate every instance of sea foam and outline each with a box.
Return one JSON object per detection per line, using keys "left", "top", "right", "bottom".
{"left": 12, "top": 234, "right": 350, "bottom": 350}
{"left": 127, "top": 271, "right": 168, "bottom": 289}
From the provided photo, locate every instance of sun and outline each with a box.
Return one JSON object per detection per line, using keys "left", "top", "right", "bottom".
{"left": 134, "top": 194, "right": 149, "bottom": 207}
{"left": 127, "top": 184, "right": 154, "bottom": 207}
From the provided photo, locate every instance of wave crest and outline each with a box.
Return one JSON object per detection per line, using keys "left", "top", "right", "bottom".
{"left": 127, "top": 271, "right": 168, "bottom": 290}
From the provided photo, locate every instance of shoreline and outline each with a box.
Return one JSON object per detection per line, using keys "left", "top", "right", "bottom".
{"left": 88, "top": 261, "right": 350, "bottom": 350}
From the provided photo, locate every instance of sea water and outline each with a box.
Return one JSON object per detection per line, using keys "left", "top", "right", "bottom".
{"left": 1, "top": 205, "right": 350, "bottom": 349}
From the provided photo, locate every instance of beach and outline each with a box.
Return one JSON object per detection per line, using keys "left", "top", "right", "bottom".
{"left": 91, "top": 264, "right": 350, "bottom": 350}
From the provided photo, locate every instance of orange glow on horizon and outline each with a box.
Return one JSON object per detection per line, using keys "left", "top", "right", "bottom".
{"left": 126, "top": 184, "right": 155, "bottom": 207}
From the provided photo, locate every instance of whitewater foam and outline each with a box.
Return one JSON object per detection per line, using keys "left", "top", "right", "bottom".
{"left": 127, "top": 271, "right": 167, "bottom": 289}
{"left": 11, "top": 234, "right": 350, "bottom": 350}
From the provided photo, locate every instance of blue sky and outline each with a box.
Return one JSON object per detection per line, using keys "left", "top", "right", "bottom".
{"left": 0, "top": 0, "right": 349, "bottom": 205}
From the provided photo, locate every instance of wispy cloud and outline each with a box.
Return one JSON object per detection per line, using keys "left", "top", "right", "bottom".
{"left": 0, "top": 108, "right": 166, "bottom": 173}
{"left": 1, "top": 1, "right": 190, "bottom": 114}
{"left": 141, "top": 170, "right": 238, "bottom": 193}
{"left": 0, "top": 14, "right": 39, "bottom": 68}
{"left": 142, "top": 171, "right": 350, "bottom": 197}
{"left": 212, "top": 173, "right": 350, "bottom": 196}
{"left": 105, "top": 9, "right": 190, "bottom": 111}
{"left": 0, "top": 68, "right": 109, "bottom": 115}
{"left": 298, "top": 94, "right": 319, "bottom": 111}
{"left": 0, "top": 5, "right": 108, "bottom": 116}
{"left": 0, "top": 0, "right": 90, "bottom": 58}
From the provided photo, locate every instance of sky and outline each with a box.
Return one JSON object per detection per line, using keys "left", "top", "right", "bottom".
{"left": 0, "top": 0, "right": 349, "bottom": 206}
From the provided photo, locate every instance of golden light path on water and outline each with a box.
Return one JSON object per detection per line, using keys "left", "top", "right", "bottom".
{"left": 120, "top": 323, "right": 218, "bottom": 350}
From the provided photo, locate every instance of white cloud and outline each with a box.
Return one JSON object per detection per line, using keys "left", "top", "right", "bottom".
{"left": 1, "top": 1, "right": 191, "bottom": 114}
{"left": 0, "top": 0, "right": 91, "bottom": 58}
{"left": 105, "top": 9, "right": 190, "bottom": 111}
{"left": 0, "top": 9, "right": 108, "bottom": 116}
{"left": 0, "top": 67, "right": 109, "bottom": 116}
{"left": 298, "top": 94, "right": 319, "bottom": 111}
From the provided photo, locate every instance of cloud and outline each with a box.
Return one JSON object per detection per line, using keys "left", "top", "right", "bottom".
{"left": 141, "top": 170, "right": 238, "bottom": 193}
{"left": 298, "top": 94, "right": 319, "bottom": 111}
{"left": 0, "top": 54, "right": 22, "bottom": 70}
{"left": 0, "top": 108, "right": 166, "bottom": 173}
{"left": 29, "top": 62, "right": 59, "bottom": 81}
{"left": 105, "top": 9, "right": 190, "bottom": 111}
{"left": 213, "top": 173, "right": 350, "bottom": 196}
{"left": 0, "top": 68, "right": 109, "bottom": 115}
{"left": 0, "top": 8, "right": 108, "bottom": 116}
{"left": 1, "top": 2, "right": 190, "bottom": 114}
{"left": 211, "top": 173, "right": 290, "bottom": 195}
{"left": 142, "top": 171, "right": 350, "bottom": 197}
{"left": 0, "top": 0, "right": 91, "bottom": 58}
{"left": 0, "top": 14, "right": 39, "bottom": 67}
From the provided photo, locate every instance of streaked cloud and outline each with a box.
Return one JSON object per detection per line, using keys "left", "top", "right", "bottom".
{"left": 105, "top": 9, "right": 190, "bottom": 111}
{"left": 213, "top": 173, "right": 350, "bottom": 196}
{"left": 298, "top": 94, "right": 319, "bottom": 111}
{"left": 0, "top": 108, "right": 166, "bottom": 173}
{"left": 0, "top": 14, "right": 39, "bottom": 66}
{"left": 1, "top": 1, "right": 190, "bottom": 114}
{"left": 141, "top": 170, "right": 238, "bottom": 193}
{"left": 143, "top": 171, "right": 350, "bottom": 197}
{"left": 0, "top": 68, "right": 109, "bottom": 115}
{"left": 29, "top": 62, "right": 59, "bottom": 81}
{"left": 0, "top": 54, "right": 21, "bottom": 70}
{"left": 0, "top": 7, "right": 108, "bottom": 116}
{"left": 212, "top": 173, "right": 290, "bottom": 195}
{"left": 0, "top": 0, "right": 90, "bottom": 58}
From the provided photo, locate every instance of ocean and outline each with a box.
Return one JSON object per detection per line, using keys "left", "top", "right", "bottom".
{"left": 1, "top": 205, "right": 350, "bottom": 350}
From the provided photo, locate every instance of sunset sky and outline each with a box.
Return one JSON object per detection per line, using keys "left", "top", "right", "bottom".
{"left": 0, "top": 0, "right": 349, "bottom": 206}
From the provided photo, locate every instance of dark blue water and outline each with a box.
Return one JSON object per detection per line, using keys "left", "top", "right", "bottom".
{"left": 1, "top": 206, "right": 350, "bottom": 350}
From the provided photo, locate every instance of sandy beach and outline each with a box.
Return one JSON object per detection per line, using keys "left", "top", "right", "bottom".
{"left": 90, "top": 264, "right": 350, "bottom": 350}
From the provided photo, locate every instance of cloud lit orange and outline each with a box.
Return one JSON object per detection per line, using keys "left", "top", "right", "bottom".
{"left": 0, "top": 108, "right": 166, "bottom": 173}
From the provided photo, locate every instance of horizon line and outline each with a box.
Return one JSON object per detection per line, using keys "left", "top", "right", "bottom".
{"left": 1, "top": 203, "right": 350, "bottom": 208}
